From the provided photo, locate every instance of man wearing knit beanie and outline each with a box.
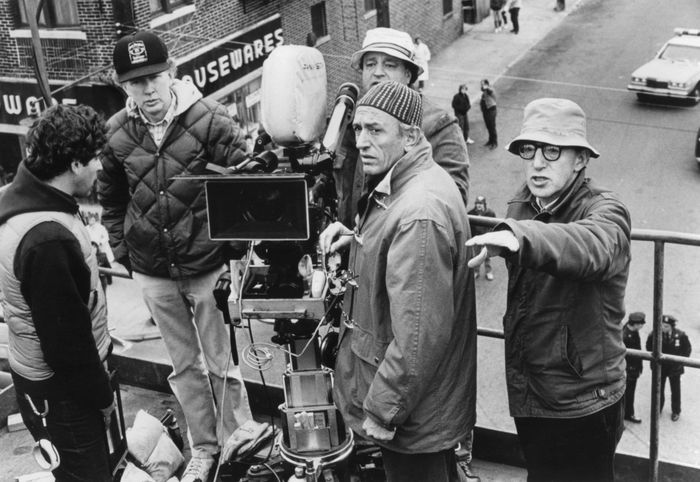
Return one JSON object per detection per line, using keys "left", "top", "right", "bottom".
{"left": 333, "top": 27, "right": 470, "bottom": 229}
{"left": 320, "top": 81, "right": 477, "bottom": 482}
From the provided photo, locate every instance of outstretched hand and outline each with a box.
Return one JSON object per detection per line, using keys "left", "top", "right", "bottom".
{"left": 465, "top": 230, "right": 520, "bottom": 268}
{"left": 319, "top": 222, "right": 354, "bottom": 255}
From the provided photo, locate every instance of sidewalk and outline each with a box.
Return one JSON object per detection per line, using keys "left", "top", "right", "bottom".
{"left": 424, "top": 0, "right": 583, "bottom": 112}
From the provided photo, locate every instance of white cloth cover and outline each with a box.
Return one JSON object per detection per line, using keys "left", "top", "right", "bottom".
{"left": 121, "top": 462, "right": 156, "bottom": 482}
{"left": 126, "top": 410, "right": 167, "bottom": 465}
{"left": 261, "top": 45, "right": 327, "bottom": 146}
{"left": 143, "top": 432, "right": 185, "bottom": 482}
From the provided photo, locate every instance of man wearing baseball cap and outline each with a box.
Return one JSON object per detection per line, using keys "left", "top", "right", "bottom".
{"left": 98, "top": 30, "right": 251, "bottom": 482}
{"left": 320, "top": 81, "right": 476, "bottom": 482}
{"left": 467, "top": 98, "right": 631, "bottom": 481}
{"left": 334, "top": 27, "right": 469, "bottom": 229}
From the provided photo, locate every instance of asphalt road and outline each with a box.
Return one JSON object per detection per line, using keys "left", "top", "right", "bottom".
{"left": 464, "top": 0, "right": 700, "bottom": 465}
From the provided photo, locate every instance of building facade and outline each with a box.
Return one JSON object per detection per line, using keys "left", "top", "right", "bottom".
{"left": 0, "top": 0, "right": 465, "bottom": 182}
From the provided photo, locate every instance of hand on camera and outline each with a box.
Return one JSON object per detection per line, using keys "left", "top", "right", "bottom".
{"left": 319, "top": 222, "right": 353, "bottom": 255}
{"left": 100, "top": 400, "right": 116, "bottom": 428}
{"left": 362, "top": 416, "right": 396, "bottom": 441}
{"left": 465, "top": 230, "right": 519, "bottom": 268}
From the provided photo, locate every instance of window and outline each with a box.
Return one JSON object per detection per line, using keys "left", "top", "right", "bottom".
{"left": 364, "top": 0, "right": 376, "bottom": 12}
{"left": 18, "top": 0, "right": 79, "bottom": 28}
{"left": 443, "top": 0, "right": 453, "bottom": 15}
{"left": 149, "top": 0, "right": 186, "bottom": 14}
{"left": 311, "top": 2, "right": 328, "bottom": 38}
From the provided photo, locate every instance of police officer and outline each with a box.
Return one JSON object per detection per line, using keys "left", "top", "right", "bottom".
{"left": 646, "top": 315, "right": 692, "bottom": 421}
{"left": 467, "top": 196, "right": 496, "bottom": 280}
{"left": 623, "top": 312, "right": 645, "bottom": 423}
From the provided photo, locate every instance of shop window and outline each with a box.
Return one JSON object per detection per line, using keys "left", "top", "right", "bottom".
{"left": 443, "top": 0, "right": 453, "bottom": 15}
{"left": 311, "top": 2, "right": 328, "bottom": 39}
{"left": 364, "top": 0, "right": 376, "bottom": 12}
{"left": 18, "top": 0, "right": 79, "bottom": 28}
{"left": 149, "top": 0, "right": 187, "bottom": 14}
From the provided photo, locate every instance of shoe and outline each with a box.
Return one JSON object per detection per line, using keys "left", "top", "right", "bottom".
{"left": 671, "top": 413, "right": 680, "bottom": 422}
{"left": 624, "top": 415, "right": 642, "bottom": 424}
{"left": 488, "top": 143, "right": 498, "bottom": 150}
{"left": 181, "top": 454, "right": 215, "bottom": 482}
{"left": 483, "top": 142, "right": 492, "bottom": 148}
{"left": 466, "top": 138, "right": 475, "bottom": 145}
{"left": 457, "top": 460, "right": 481, "bottom": 482}
{"left": 474, "top": 271, "right": 480, "bottom": 279}
{"left": 485, "top": 273, "right": 494, "bottom": 281}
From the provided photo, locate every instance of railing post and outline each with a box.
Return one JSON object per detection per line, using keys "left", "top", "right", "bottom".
{"left": 649, "top": 241, "right": 664, "bottom": 482}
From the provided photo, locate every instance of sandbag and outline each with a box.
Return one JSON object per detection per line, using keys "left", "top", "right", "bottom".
{"left": 121, "top": 461, "right": 155, "bottom": 482}
{"left": 126, "top": 410, "right": 167, "bottom": 466}
{"left": 261, "top": 45, "right": 327, "bottom": 146}
{"left": 142, "top": 432, "right": 185, "bottom": 482}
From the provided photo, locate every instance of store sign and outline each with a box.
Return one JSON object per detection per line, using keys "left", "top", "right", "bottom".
{"left": 0, "top": 81, "right": 124, "bottom": 127}
{"left": 178, "top": 16, "right": 283, "bottom": 98}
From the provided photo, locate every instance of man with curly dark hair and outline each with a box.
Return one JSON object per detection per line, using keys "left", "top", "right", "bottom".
{"left": 0, "top": 104, "right": 114, "bottom": 481}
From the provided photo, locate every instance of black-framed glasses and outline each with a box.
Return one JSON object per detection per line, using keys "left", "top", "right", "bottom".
{"left": 518, "top": 142, "right": 562, "bottom": 162}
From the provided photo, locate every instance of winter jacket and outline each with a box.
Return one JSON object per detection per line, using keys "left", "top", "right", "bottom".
{"left": 334, "top": 137, "right": 476, "bottom": 453}
{"left": 480, "top": 87, "right": 497, "bottom": 111}
{"left": 623, "top": 324, "right": 642, "bottom": 379}
{"left": 0, "top": 163, "right": 112, "bottom": 410}
{"left": 333, "top": 97, "right": 470, "bottom": 227}
{"left": 646, "top": 328, "right": 692, "bottom": 376}
{"left": 499, "top": 171, "right": 631, "bottom": 418}
{"left": 451, "top": 92, "right": 471, "bottom": 116}
{"left": 98, "top": 79, "right": 247, "bottom": 279}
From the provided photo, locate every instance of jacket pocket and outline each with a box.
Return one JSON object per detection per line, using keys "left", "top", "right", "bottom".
{"left": 561, "top": 325, "right": 584, "bottom": 377}
{"left": 350, "top": 324, "right": 390, "bottom": 367}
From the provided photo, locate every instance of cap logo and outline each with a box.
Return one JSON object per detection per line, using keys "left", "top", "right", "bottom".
{"left": 128, "top": 40, "right": 148, "bottom": 65}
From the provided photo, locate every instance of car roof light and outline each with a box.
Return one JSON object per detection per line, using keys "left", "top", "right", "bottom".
{"left": 674, "top": 28, "right": 700, "bottom": 37}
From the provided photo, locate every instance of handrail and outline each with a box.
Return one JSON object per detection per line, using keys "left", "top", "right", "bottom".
{"left": 468, "top": 215, "right": 699, "bottom": 482}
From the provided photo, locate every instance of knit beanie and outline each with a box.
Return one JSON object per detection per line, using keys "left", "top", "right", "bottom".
{"left": 357, "top": 81, "right": 422, "bottom": 127}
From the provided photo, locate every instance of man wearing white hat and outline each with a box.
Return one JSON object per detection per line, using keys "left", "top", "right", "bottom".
{"left": 334, "top": 27, "right": 470, "bottom": 228}
{"left": 466, "top": 98, "right": 631, "bottom": 482}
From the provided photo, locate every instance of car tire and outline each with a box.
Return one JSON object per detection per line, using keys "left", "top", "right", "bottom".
{"left": 691, "top": 84, "right": 700, "bottom": 105}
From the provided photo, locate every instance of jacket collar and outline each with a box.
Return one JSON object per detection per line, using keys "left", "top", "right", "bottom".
{"left": 509, "top": 169, "right": 587, "bottom": 216}
{"left": 0, "top": 162, "right": 78, "bottom": 225}
{"left": 371, "top": 136, "right": 433, "bottom": 202}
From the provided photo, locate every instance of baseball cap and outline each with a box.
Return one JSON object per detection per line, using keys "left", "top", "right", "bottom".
{"left": 350, "top": 28, "right": 423, "bottom": 80}
{"left": 506, "top": 98, "right": 600, "bottom": 158}
{"left": 628, "top": 312, "right": 646, "bottom": 324}
{"left": 113, "top": 31, "right": 170, "bottom": 83}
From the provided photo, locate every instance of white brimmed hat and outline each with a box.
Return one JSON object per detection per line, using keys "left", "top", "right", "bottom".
{"left": 350, "top": 28, "right": 423, "bottom": 79}
{"left": 506, "top": 98, "right": 600, "bottom": 158}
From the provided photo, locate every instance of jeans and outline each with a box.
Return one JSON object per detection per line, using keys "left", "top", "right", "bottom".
{"left": 482, "top": 107, "right": 498, "bottom": 146}
{"left": 381, "top": 447, "right": 460, "bottom": 482}
{"left": 16, "top": 392, "right": 111, "bottom": 482}
{"left": 660, "top": 373, "right": 682, "bottom": 414}
{"left": 455, "top": 113, "right": 470, "bottom": 141}
{"left": 133, "top": 265, "right": 252, "bottom": 457}
{"left": 509, "top": 7, "right": 520, "bottom": 33}
{"left": 514, "top": 397, "right": 624, "bottom": 482}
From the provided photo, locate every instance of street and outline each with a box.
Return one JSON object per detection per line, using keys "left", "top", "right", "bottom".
{"left": 451, "top": 0, "right": 700, "bottom": 466}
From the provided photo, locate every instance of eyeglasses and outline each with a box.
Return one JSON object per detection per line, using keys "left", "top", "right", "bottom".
{"left": 518, "top": 142, "right": 562, "bottom": 162}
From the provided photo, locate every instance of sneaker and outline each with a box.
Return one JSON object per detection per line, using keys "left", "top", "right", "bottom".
{"left": 466, "top": 138, "right": 475, "bottom": 144}
{"left": 474, "top": 271, "right": 480, "bottom": 279}
{"left": 485, "top": 273, "right": 494, "bottom": 281}
{"left": 181, "top": 455, "right": 215, "bottom": 482}
{"left": 457, "top": 460, "right": 481, "bottom": 482}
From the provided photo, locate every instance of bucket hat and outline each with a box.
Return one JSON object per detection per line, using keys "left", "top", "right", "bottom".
{"left": 506, "top": 98, "right": 600, "bottom": 158}
{"left": 113, "top": 31, "right": 170, "bottom": 83}
{"left": 350, "top": 28, "right": 423, "bottom": 78}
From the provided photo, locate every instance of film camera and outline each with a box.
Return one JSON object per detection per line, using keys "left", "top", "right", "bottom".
{"left": 198, "top": 46, "right": 359, "bottom": 479}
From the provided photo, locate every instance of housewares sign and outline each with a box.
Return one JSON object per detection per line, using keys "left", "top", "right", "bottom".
{"left": 178, "top": 16, "right": 283, "bottom": 97}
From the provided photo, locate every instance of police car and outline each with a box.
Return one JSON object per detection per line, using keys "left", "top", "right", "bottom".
{"left": 627, "top": 28, "right": 700, "bottom": 103}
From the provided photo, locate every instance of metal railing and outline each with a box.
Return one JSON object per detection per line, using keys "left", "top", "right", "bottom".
{"left": 469, "top": 215, "right": 700, "bottom": 482}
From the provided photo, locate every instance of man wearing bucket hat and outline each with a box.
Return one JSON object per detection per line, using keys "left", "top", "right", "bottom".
{"left": 334, "top": 27, "right": 470, "bottom": 228}
{"left": 98, "top": 30, "right": 252, "bottom": 482}
{"left": 466, "top": 98, "right": 631, "bottom": 481}
{"left": 320, "top": 81, "right": 476, "bottom": 482}
{"left": 645, "top": 315, "right": 692, "bottom": 421}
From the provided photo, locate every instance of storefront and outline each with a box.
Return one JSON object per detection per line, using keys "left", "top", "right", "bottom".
{"left": 0, "top": 79, "right": 124, "bottom": 181}
{"left": 177, "top": 14, "right": 283, "bottom": 137}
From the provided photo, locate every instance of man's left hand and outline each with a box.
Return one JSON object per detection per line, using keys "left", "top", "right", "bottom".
{"left": 362, "top": 417, "right": 396, "bottom": 441}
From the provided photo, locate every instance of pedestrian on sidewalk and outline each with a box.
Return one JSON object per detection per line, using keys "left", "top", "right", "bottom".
{"left": 622, "top": 311, "right": 645, "bottom": 423}
{"left": 468, "top": 196, "right": 496, "bottom": 280}
{"left": 480, "top": 79, "right": 498, "bottom": 149}
{"left": 490, "top": 0, "right": 507, "bottom": 32}
{"left": 413, "top": 36, "right": 431, "bottom": 93}
{"left": 334, "top": 27, "right": 470, "bottom": 228}
{"left": 554, "top": 0, "right": 565, "bottom": 11}
{"left": 99, "top": 30, "right": 253, "bottom": 482}
{"left": 508, "top": 0, "right": 521, "bottom": 34}
{"left": 451, "top": 84, "right": 474, "bottom": 144}
{"left": 645, "top": 315, "right": 692, "bottom": 422}
{"left": 466, "top": 98, "right": 631, "bottom": 482}
{"left": 86, "top": 213, "right": 115, "bottom": 291}
{"left": 0, "top": 104, "right": 113, "bottom": 481}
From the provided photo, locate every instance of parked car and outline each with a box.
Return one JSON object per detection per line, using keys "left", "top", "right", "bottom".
{"left": 628, "top": 28, "right": 700, "bottom": 104}
{"left": 695, "top": 126, "right": 700, "bottom": 167}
